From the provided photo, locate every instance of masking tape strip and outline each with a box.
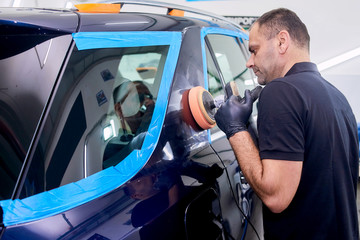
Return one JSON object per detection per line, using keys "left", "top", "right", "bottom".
{"left": 200, "top": 27, "right": 249, "bottom": 142}
{"left": 73, "top": 31, "right": 181, "bottom": 50}
{"left": 0, "top": 31, "right": 182, "bottom": 226}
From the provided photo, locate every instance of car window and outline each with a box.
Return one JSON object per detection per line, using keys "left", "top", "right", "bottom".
{"left": 0, "top": 31, "right": 181, "bottom": 226}
{"left": 205, "top": 34, "right": 257, "bottom": 136}
{"left": 119, "top": 53, "right": 161, "bottom": 85}
{"left": 206, "top": 44, "right": 223, "bottom": 100}
{"left": 206, "top": 34, "right": 255, "bottom": 97}
{"left": 18, "top": 44, "right": 169, "bottom": 198}
{"left": 205, "top": 43, "right": 223, "bottom": 135}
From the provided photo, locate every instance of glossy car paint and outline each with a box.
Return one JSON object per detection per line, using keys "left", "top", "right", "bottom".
{"left": 0, "top": 6, "right": 262, "bottom": 240}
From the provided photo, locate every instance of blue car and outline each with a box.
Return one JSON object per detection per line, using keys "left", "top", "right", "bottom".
{"left": 0, "top": 2, "right": 262, "bottom": 239}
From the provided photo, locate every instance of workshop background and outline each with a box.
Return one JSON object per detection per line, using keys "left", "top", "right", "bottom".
{"left": 2, "top": 0, "right": 360, "bottom": 229}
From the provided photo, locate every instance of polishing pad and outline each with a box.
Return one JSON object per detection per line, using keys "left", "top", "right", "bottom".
{"left": 183, "top": 84, "right": 262, "bottom": 131}
{"left": 188, "top": 86, "right": 216, "bottom": 130}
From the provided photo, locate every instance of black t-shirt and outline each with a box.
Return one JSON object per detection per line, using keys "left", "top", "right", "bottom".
{"left": 258, "top": 62, "right": 359, "bottom": 239}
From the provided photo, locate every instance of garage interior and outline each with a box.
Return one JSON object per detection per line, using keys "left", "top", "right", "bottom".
{"left": 1, "top": 0, "right": 360, "bottom": 236}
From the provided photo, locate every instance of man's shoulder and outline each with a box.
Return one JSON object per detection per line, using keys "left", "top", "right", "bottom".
{"left": 262, "top": 79, "right": 299, "bottom": 97}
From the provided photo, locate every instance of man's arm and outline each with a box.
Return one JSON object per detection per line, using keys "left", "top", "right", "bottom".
{"left": 214, "top": 90, "right": 302, "bottom": 213}
{"left": 229, "top": 131, "right": 302, "bottom": 213}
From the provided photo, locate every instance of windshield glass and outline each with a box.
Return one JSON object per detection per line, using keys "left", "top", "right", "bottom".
{"left": 19, "top": 44, "right": 169, "bottom": 198}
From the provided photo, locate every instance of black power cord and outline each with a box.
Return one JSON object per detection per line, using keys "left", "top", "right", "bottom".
{"left": 210, "top": 144, "right": 261, "bottom": 240}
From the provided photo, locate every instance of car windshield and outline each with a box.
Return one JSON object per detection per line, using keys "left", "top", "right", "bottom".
{"left": 18, "top": 44, "right": 169, "bottom": 199}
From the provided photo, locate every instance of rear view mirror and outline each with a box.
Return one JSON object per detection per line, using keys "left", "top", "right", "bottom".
{"left": 136, "top": 67, "right": 157, "bottom": 80}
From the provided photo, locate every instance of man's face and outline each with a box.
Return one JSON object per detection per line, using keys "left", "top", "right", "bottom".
{"left": 246, "top": 23, "right": 282, "bottom": 85}
{"left": 127, "top": 175, "right": 159, "bottom": 200}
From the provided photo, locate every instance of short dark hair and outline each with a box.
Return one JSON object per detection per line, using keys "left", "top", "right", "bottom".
{"left": 256, "top": 8, "right": 310, "bottom": 51}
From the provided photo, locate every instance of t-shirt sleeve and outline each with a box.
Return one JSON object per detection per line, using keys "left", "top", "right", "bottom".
{"left": 258, "top": 81, "right": 305, "bottom": 161}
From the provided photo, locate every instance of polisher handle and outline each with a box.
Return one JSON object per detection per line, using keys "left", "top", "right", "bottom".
{"left": 238, "top": 86, "right": 262, "bottom": 104}
{"left": 214, "top": 86, "right": 262, "bottom": 108}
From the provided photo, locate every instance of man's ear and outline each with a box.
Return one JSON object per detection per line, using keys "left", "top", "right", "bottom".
{"left": 277, "top": 30, "right": 289, "bottom": 54}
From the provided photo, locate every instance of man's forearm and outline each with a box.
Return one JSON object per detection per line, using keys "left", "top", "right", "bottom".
{"left": 213, "top": 86, "right": 300, "bottom": 212}
{"left": 229, "top": 131, "right": 302, "bottom": 213}
{"left": 228, "top": 131, "right": 266, "bottom": 197}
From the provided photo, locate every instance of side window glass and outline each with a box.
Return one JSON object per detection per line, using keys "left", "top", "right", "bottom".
{"left": 205, "top": 34, "right": 257, "bottom": 136}
{"left": 205, "top": 44, "right": 224, "bottom": 134}
{"left": 206, "top": 34, "right": 255, "bottom": 97}
{"left": 18, "top": 45, "right": 169, "bottom": 199}
{"left": 206, "top": 44, "right": 223, "bottom": 99}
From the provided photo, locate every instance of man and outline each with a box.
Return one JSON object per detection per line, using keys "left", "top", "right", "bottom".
{"left": 215, "top": 8, "right": 359, "bottom": 239}
{"left": 103, "top": 80, "right": 155, "bottom": 168}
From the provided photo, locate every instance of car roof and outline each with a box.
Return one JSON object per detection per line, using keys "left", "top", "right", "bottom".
{"left": 77, "top": 12, "right": 228, "bottom": 32}
{"left": 0, "top": 3, "right": 243, "bottom": 33}
{"left": 0, "top": 7, "right": 78, "bottom": 33}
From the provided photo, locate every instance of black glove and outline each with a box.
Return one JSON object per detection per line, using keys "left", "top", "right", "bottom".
{"left": 214, "top": 90, "right": 254, "bottom": 139}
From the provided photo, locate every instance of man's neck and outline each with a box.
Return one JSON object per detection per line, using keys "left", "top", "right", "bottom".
{"left": 281, "top": 49, "right": 310, "bottom": 77}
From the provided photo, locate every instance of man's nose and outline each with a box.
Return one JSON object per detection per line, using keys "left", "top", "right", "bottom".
{"left": 246, "top": 55, "right": 254, "bottom": 69}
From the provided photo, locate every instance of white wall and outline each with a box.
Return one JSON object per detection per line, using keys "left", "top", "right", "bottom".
{"left": 2, "top": 0, "right": 360, "bottom": 121}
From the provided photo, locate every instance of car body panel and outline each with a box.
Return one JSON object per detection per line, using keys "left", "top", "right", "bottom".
{"left": 0, "top": 8, "right": 78, "bottom": 33}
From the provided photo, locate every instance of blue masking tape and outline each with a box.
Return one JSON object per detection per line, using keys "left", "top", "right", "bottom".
{"left": 0, "top": 31, "right": 182, "bottom": 226}
{"left": 73, "top": 31, "right": 181, "bottom": 50}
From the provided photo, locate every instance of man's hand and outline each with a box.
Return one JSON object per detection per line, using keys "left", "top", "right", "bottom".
{"left": 214, "top": 90, "right": 254, "bottom": 139}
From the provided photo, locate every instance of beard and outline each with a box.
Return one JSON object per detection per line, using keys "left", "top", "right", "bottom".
{"left": 252, "top": 67, "right": 267, "bottom": 85}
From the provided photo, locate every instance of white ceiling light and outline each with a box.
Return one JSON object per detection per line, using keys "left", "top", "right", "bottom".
{"left": 317, "top": 46, "right": 360, "bottom": 72}
{"left": 12, "top": 0, "right": 21, "bottom": 7}
{"left": 103, "top": 119, "right": 117, "bottom": 142}
{"left": 65, "top": 1, "right": 74, "bottom": 9}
